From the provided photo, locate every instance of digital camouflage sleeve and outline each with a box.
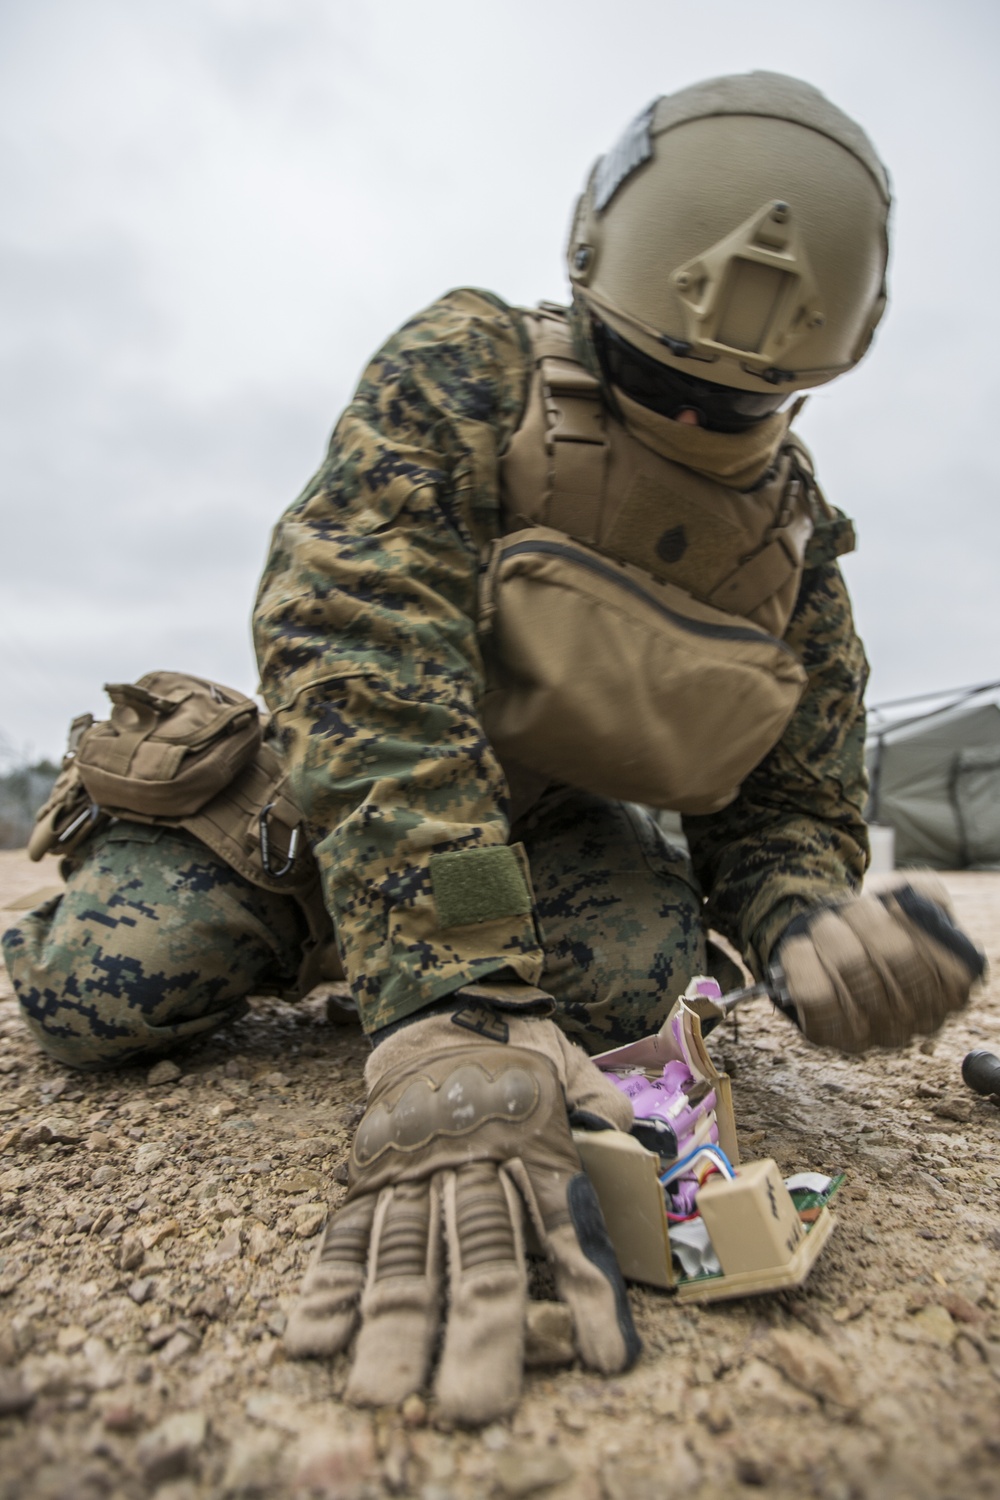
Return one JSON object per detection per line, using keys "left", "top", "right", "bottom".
{"left": 253, "top": 288, "right": 870, "bottom": 1033}
{"left": 683, "top": 535, "right": 871, "bottom": 979}
{"left": 253, "top": 290, "right": 546, "bottom": 1034}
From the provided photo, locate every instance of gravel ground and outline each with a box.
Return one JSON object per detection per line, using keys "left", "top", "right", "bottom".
{"left": 1, "top": 848, "right": 999, "bottom": 1500}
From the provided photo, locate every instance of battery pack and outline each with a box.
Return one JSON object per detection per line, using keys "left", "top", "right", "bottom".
{"left": 696, "top": 1159, "right": 805, "bottom": 1276}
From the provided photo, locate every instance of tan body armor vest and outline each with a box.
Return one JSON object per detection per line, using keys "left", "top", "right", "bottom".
{"left": 484, "top": 305, "right": 833, "bottom": 815}
{"left": 501, "top": 305, "right": 817, "bottom": 636}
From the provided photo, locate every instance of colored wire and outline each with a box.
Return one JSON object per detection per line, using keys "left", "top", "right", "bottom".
{"left": 659, "top": 1143, "right": 735, "bottom": 1188}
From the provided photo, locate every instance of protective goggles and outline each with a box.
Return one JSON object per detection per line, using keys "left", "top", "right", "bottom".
{"left": 592, "top": 320, "right": 789, "bottom": 433}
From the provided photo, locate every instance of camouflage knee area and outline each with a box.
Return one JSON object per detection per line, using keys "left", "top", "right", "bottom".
{"left": 514, "top": 789, "right": 707, "bottom": 1053}
{"left": 1, "top": 823, "right": 307, "bottom": 1071}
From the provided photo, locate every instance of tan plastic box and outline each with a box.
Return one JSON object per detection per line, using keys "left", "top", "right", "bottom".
{"left": 573, "top": 989, "right": 835, "bottom": 1303}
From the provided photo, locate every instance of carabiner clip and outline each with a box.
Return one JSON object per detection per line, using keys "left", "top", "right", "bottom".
{"left": 259, "top": 803, "right": 300, "bottom": 879}
{"left": 57, "top": 801, "right": 101, "bottom": 845}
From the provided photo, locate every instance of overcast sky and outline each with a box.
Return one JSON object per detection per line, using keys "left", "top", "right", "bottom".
{"left": 2, "top": 0, "right": 999, "bottom": 763}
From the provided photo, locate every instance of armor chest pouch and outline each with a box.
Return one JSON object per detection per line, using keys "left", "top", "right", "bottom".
{"left": 491, "top": 307, "right": 816, "bottom": 810}
{"left": 479, "top": 527, "right": 808, "bottom": 815}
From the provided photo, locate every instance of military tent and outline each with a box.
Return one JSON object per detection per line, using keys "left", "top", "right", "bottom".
{"left": 866, "top": 686, "right": 1000, "bottom": 869}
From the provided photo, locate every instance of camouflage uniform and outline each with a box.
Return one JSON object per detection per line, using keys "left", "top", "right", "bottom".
{"left": 3, "top": 288, "right": 868, "bottom": 1066}
{"left": 3, "top": 822, "right": 307, "bottom": 1070}
{"left": 253, "top": 288, "right": 869, "bottom": 1045}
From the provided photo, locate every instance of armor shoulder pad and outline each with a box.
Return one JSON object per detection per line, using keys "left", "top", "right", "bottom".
{"left": 515, "top": 302, "right": 577, "bottom": 365}
{"left": 785, "top": 429, "right": 857, "bottom": 564}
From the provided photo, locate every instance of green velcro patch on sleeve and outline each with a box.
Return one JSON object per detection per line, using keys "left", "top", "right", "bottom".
{"left": 430, "top": 845, "right": 532, "bottom": 929}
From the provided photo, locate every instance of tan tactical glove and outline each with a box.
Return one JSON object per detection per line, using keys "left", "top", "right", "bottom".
{"left": 774, "top": 872, "right": 986, "bottom": 1053}
{"left": 285, "top": 991, "right": 639, "bottom": 1425}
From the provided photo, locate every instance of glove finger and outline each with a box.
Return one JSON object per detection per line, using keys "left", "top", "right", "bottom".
{"left": 346, "top": 1179, "right": 442, "bottom": 1408}
{"left": 552, "top": 1029, "right": 635, "bottom": 1132}
{"left": 839, "top": 899, "right": 929, "bottom": 1047}
{"left": 883, "top": 886, "right": 985, "bottom": 1023}
{"left": 866, "top": 867, "right": 985, "bottom": 1020}
{"left": 433, "top": 1164, "right": 527, "bottom": 1426}
{"left": 284, "top": 1193, "right": 374, "bottom": 1358}
{"left": 508, "top": 1159, "right": 640, "bottom": 1376}
{"left": 779, "top": 913, "right": 874, "bottom": 1052}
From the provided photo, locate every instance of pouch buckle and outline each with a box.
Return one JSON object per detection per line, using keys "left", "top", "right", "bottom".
{"left": 57, "top": 801, "right": 102, "bottom": 845}
{"left": 259, "top": 802, "right": 301, "bottom": 878}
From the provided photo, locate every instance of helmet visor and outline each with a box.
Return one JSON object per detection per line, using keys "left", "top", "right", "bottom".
{"left": 593, "top": 320, "right": 789, "bottom": 433}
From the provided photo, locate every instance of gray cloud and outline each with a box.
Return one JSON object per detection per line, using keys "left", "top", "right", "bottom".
{"left": 2, "top": 0, "right": 999, "bottom": 756}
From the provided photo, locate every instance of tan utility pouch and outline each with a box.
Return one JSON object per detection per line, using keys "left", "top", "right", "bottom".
{"left": 74, "top": 672, "right": 261, "bottom": 818}
{"left": 479, "top": 527, "right": 808, "bottom": 815}
{"left": 27, "top": 682, "right": 341, "bottom": 990}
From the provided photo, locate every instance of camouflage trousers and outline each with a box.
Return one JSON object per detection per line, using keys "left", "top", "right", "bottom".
{"left": 2, "top": 789, "right": 729, "bottom": 1071}
{"left": 2, "top": 823, "right": 309, "bottom": 1072}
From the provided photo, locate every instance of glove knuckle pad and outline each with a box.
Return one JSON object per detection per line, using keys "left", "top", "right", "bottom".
{"left": 355, "top": 1060, "right": 541, "bottom": 1168}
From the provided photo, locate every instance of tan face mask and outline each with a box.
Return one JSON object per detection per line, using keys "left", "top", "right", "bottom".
{"left": 612, "top": 386, "right": 799, "bottom": 490}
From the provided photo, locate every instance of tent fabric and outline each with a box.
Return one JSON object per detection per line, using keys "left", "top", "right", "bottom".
{"left": 953, "top": 746, "right": 1000, "bottom": 867}
{"left": 866, "top": 701, "right": 1000, "bottom": 869}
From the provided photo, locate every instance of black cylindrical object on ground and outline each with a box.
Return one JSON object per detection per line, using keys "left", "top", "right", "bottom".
{"left": 961, "top": 1049, "right": 1000, "bottom": 1100}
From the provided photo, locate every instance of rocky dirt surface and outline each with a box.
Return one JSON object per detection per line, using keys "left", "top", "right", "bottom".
{"left": 0, "top": 847, "right": 998, "bottom": 1500}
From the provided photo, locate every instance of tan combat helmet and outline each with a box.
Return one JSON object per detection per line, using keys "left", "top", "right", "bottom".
{"left": 568, "top": 72, "right": 891, "bottom": 393}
